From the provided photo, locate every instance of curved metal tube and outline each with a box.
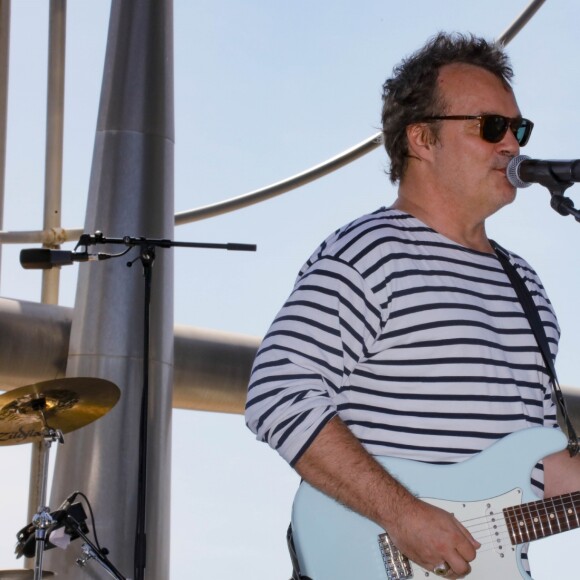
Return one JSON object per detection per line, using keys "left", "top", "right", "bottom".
{"left": 0, "top": 1, "right": 550, "bottom": 245}
{"left": 497, "top": 0, "right": 546, "bottom": 46}
{"left": 175, "top": 132, "right": 383, "bottom": 225}
{"left": 171, "top": 0, "right": 547, "bottom": 226}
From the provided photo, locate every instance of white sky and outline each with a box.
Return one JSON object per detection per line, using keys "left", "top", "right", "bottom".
{"left": 1, "top": 1, "right": 580, "bottom": 578}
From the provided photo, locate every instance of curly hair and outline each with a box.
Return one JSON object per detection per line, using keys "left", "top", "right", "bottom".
{"left": 381, "top": 32, "right": 514, "bottom": 183}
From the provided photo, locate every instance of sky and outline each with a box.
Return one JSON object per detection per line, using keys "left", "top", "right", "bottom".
{"left": 1, "top": 0, "right": 580, "bottom": 578}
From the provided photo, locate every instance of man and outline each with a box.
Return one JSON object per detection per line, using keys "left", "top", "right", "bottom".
{"left": 245, "top": 32, "right": 580, "bottom": 578}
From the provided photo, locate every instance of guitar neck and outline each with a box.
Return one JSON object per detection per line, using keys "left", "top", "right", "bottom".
{"left": 504, "top": 491, "right": 580, "bottom": 545}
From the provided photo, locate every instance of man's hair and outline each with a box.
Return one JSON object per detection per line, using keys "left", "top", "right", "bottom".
{"left": 381, "top": 32, "right": 514, "bottom": 183}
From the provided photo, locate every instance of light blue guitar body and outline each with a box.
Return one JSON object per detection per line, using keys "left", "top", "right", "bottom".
{"left": 291, "top": 427, "right": 569, "bottom": 580}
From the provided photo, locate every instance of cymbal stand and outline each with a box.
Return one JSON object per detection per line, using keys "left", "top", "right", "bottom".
{"left": 31, "top": 404, "right": 63, "bottom": 580}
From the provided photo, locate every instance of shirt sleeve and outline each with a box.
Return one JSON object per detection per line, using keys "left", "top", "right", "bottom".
{"left": 245, "top": 256, "right": 383, "bottom": 466}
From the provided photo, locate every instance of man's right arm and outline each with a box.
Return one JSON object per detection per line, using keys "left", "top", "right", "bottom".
{"left": 245, "top": 257, "right": 478, "bottom": 577}
{"left": 294, "top": 415, "right": 479, "bottom": 579}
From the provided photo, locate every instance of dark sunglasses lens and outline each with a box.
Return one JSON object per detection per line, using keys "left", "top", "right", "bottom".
{"left": 481, "top": 115, "right": 508, "bottom": 143}
{"left": 514, "top": 119, "right": 533, "bottom": 146}
{"left": 481, "top": 116, "right": 533, "bottom": 146}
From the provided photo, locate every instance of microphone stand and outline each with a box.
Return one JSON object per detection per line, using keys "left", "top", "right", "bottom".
{"left": 75, "top": 232, "right": 256, "bottom": 580}
{"left": 528, "top": 171, "right": 580, "bottom": 222}
{"left": 549, "top": 188, "right": 580, "bottom": 222}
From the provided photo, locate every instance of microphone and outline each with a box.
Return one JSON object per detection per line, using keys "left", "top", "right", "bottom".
{"left": 55, "top": 490, "right": 80, "bottom": 515}
{"left": 507, "top": 155, "right": 580, "bottom": 189}
{"left": 20, "top": 248, "right": 110, "bottom": 269}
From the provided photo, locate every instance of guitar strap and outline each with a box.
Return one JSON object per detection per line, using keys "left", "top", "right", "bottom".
{"left": 491, "top": 240, "right": 579, "bottom": 456}
{"left": 287, "top": 525, "right": 313, "bottom": 580}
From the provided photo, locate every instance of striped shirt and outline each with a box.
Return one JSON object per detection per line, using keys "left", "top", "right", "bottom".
{"left": 245, "top": 209, "right": 560, "bottom": 486}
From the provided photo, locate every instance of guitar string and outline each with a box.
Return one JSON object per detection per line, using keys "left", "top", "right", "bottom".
{"left": 450, "top": 494, "right": 580, "bottom": 555}
{"left": 377, "top": 495, "right": 580, "bottom": 568}
{"left": 463, "top": 507, "right": 578, "bottom": 541}
{"left": 458, "top": 492, "right": 580, "bottom": 534}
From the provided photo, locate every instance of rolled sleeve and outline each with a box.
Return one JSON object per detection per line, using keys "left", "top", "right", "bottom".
{"left": 245, "top": 257, "right": 383, "bottom": 464}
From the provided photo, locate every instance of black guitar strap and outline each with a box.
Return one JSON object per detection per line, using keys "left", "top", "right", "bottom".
{"left": 491, "top": 240, "right": 579, "bottom": 456}
{"left": 287, "top": 525, "right": 313, "bottom": 580}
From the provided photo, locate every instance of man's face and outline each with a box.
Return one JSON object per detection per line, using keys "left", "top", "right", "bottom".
{"left": 428, "top": 63, "right": 522, "bottom": 219}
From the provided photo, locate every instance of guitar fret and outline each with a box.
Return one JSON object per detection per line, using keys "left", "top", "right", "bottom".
{"left": 562, "top": 494, "right": 574, "bottom": 531}
{"left": 553, "top": 497, "right": 562, "bottom": 534}
{"left": 546, "top": 499, "right": 554, "bottom": 537}
{"left": 504, "top": 506, "right": 517, "bottom": 545}
{"left": 529, "top": 501, "right": 539, "bottom": 540}
{"left": 532, "top": 498, "right": 544, "bottom": 539}
{"left": 521, "top": 503, "right": 531, "bottom": 542}
{"left": 561, "top": 495, "right": 571, "bottom": 531}
{"left": 508, "top": 504, "right": 529, "bottom": 544}
{"left": 503, "top": 491, "right": 580, "bottom": 545}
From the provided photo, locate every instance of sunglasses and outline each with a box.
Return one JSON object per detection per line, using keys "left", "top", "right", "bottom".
{"left": 419, "top": 114, "right": 534, "bottom": 146}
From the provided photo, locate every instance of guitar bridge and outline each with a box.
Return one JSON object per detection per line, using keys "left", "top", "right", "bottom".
{"left": 377, "top": 533, "right": 413, "bottom": 579}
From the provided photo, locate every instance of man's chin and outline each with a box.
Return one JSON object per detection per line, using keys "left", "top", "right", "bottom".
{"left": 486, "top": 186, "right": 517, "bottom": 218}
{"left": 506, "top": 184, "right": 518, "bottom": 204}
{"left": 497, "top": 174, "right": 518, "bottom": 204}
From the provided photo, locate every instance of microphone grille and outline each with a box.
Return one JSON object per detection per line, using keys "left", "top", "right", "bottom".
{"left": 506, "top": 154, "right": 531, "bottom": 189}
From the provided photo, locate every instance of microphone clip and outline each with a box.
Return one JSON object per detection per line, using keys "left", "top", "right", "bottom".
{"left": 76, "top": 231, "right": 106, "bottom": 249}
{"left": 15, "top": 501, "right": 89, "bottom": 559}
{"left": 544, "top": 181, "right": 580, "bottom": 222}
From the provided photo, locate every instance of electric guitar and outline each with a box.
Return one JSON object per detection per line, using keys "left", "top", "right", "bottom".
{"left": 291, "top": 427, "right": 579, "bottom": 579}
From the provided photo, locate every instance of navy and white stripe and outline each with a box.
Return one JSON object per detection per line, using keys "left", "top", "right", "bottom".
{"left": 245, "top": 209, "right": 560, "bottom": 488}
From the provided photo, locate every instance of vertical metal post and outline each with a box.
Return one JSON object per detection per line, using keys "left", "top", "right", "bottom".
{"left": 40, "top": 0, "right": 66, "bottom": 305}
{"left": 46, "top": 1, "right": 174, "bottom": 578}
{"left": 26, "top": 1, "right": 67, "bottom": 554}
{"left": 0, "top": 0, "right": 10, "bottom": 286}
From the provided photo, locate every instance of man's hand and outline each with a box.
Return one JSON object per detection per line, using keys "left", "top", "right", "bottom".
{"left": 384, "top": 494, "right": 480, "bottom": 578}
{"left": 295, "top": 417, "right": 480, "bottom": 578}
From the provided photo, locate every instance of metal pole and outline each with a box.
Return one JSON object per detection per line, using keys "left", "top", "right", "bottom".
{"left": 40, "top": 0, "right": 66, "bottom": 305}
{"left": 26, "top": 0, "right": 68, "bottom": 554}
{"left": 175, "top": 132, "right": 383, "bottom": 225}
{"left": 497, "top": 0, "right": 547, "bottom": 46}
{"left": 45, "top": 0, "right": 174, "bottom": 577}
{"left": 0, "top": 0, "right": 11, "bottom": 287}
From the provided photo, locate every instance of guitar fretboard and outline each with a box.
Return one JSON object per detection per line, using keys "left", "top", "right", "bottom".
{"left": 504, "top": 491, "right": 580, "bottom": 545}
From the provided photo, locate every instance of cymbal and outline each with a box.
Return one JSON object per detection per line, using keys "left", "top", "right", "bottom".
{"left": 0, "top": 571, "right": 55, "bottom": 578}
{"left": 0, "top": 377, "right": 120, "bottom": 446}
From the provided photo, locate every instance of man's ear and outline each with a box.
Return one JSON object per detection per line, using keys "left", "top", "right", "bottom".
{"left": 406, "top": 123, "right": 437, "bottom": 162}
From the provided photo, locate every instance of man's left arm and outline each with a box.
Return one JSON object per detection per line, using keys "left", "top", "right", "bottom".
{"left": 543, "top": 450, "right": 580, "bottom": 497}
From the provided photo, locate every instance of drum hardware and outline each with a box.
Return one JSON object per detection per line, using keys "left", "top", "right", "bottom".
{"left": 15, "top": 497, "right": 89, "bottom": 560}
{"left": 0, "top": 379, "right": 125, "bottom": 580}
{"left": 76, "top": 543, "right": 96, "bottom": 568}
{"left": 76, "top": 541, "right": 123, "bottom": 580}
